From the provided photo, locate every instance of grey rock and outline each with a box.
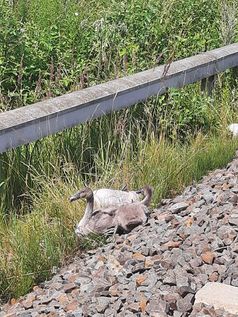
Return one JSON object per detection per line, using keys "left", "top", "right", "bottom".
{"left": 104, "top": 308, "right": 116, "bottom": 316}
{"left": 229, "top": 215, "right": 238, "bottom": 226}
{"left": 173, "top": 311, "right": 184, "bottom": 317}
{"left": 113, "top": 299, "right": 123, "bottom": 313}
{"left": 71, "top": 311, "right": 83, "bottom": 317}
{"left": 202, "top": 192, "right": 214, "bottom": 204}
{"left": 231, "top": 187, "right": 238, "bottom": 193}
{"left": 217, "top": 226, "right": 236, "bottom": 240}
{"left": 190, "top": 257, "right": 203, "bottom": 268}
{"left": 177, "top": 295, "right": 193, "bottom": 312}
{"left": 16, "top": 313, "right": 33, "bottom": 317}
{"left": 96, "top": 297, "right": 112, "bottom": 313}
{"left": 163, "top": 270, "right": 176, "bottom": 286}
{"left": 196, "top": 273, "right": 208, "bottom": 285}
{"left": 80, "top": 281, "right": 94, "bottom": 293}
{"left": 231, "top": 278, "right": 238, "bottom": 287}
{"left": 169, "top": 202, "right": 189, "bottom": 214}
{"left": 146, "top": 298, "right": 168, "bottom": 315}
{"left": 178, "top": 286, "right": 195, "bottom": 297}
{"left": 175, "top": 268, "right": 189, "bottom": 288}
{"left": 195, "top": 199, "right": 205, "bottom": 208}
{"left": 75, "top": 276, "right": 92, "bottom": 285}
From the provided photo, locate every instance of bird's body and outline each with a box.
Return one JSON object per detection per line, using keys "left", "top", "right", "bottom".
{"left": 70, "top": 188, "right": 140, "bottom": 209}
{"left": 75, "top": 207, "right": 117, "bottom": 236}
{"left": 115, "top": 203, "right": 148, "bottom": 232}
{"left": 93, "top": 188, "right": 140, "bottom": 209}
{"left": 70, "top": 185, "right": 153, "bottom": 237}
{"left": 114, "top": 185, "right": 152, "bottom": 232}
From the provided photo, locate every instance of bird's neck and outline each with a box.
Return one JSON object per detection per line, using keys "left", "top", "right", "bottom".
{"left": 80, "top": 196, "right": 94, "bottom": 226}
{"left": 141, "top": 192, "right": 151, "bottom": 207}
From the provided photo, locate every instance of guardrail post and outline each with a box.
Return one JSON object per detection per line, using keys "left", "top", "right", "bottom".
{"left": 232, "top": 66, "right": 238, "bottom": 79}
{"left": 201, "top": 75, "right": 217, "bottom": 96}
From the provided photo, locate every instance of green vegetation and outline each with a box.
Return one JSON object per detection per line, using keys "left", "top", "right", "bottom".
{"left": 0, "top": 0, "right": 237, "bottom": 109}
{"left": 0, "top": 0, "right": 238, "bottom": 301}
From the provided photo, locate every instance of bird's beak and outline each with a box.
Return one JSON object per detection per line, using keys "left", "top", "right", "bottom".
{"left": 69, "top": 191, "right": 81, "bottom": 202}
{"left": 135, "top": 188, "right": 143, "bottom": 194}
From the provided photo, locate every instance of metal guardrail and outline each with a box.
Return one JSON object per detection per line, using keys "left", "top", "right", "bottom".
{"left": 0, "top": 43, "right": 238, "bottom": 153}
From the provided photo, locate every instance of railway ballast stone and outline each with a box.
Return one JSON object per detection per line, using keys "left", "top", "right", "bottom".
{"left": 1, "top": 153, "right": 238, "bottom": 316}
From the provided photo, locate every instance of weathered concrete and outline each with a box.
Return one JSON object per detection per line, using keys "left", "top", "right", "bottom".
{"left": 1, "top": 43, "right": 238, "bottom": 153}
{"left": 195, "top": 282, "right": 238, "bottom": 314}
{"left": 228, "top": 123, "right": 238, "bottom": 136}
